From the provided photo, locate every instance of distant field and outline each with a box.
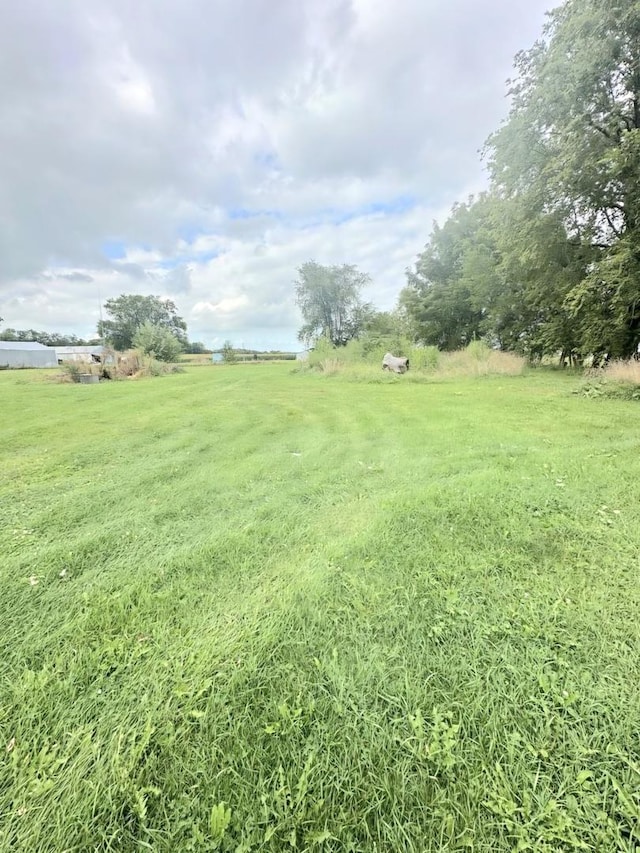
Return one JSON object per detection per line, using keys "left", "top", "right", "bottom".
{"left": 1, "top": 365, "right": 639, "bottom": 852}
{"left": 180, "top": 353, "right": 296, "bottom": 365}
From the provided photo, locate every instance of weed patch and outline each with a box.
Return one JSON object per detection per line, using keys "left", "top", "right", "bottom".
{"left": 297, "top": 340, "right": 526, "bottom": 381}
{"left": 579, "top": 359, "right": 640, "bottom": 400}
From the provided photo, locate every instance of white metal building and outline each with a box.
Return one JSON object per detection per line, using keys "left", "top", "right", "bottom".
{"left": 55, "top": 346, "right": 105, "bottom": 364}
{"left": 0, "top": 341, "right": 58, "bottom": 369}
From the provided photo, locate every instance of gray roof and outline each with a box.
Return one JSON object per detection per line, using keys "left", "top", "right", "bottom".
{"left": 0, "top": 340, "right": 52, "bottom": 350}
{"left": 55, "top": 346, "right": 103, "bottom": 354}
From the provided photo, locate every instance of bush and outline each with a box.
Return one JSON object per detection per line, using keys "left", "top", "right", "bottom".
{"left": 221, "top": 341, "right": 237, "bottom": 364}
{"left": 60, "top": 362, "right": 83, "bottom": 383}
{"left": 306, "top": 337, "right": 335, "bottom": 369}
{"left": 116, "top": 350, "right": 185, "bottom": 378}
{"left": 133, "top": 322, "right": 183, "bottom": 362}
{"left": 409, "top": 346, "right": 439, "bottom": 370}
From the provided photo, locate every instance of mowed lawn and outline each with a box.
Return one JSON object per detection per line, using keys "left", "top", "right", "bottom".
{"left": 1, "top": 365, "right": 640, "bottom": 852}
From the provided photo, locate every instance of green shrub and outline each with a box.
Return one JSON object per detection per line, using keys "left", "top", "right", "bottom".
{"left": 409, "top": 346, "right": 439, "bottom": 370}
{"left": 60, "top": 362, "right": 83, "bottom": 383}
{"left": 307, "top": 336, "right": 335, "bottom": 368}
{"left": 340, "top": 339, "right": 366, "bottom": 363}
{"left": 221, "top": 341, "right": 238, "bottom": 364}
{"left": 133, "top": 322, "right": 183, "bottom": 362}
{"left": 466, "top": 340, "right": 492, "bottom": 361}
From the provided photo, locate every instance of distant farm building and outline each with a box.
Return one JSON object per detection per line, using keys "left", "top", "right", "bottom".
{"left": 0, "top": 341, "right": 58, "bottom": 369}
{"left": 55, "top": 346, "right": 105, "bottom": 364}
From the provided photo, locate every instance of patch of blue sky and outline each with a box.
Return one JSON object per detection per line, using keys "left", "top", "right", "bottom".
{"left": 102, "top": 240, "right": 155, "bottom": 260}
{"left": 253, "top": 150, "right": 281, "bottom": 170}
{"left": 228, "top": 206, "right": 284, "bottom": 221}
{"left": 177, "top": 223, "right": 208, "bottom": 244}
{"left": 101, "top": 239, "right": 127, "bottom": 260}
{"left": 293, "top": 196, "right": 418, "bottom": 230}
{"left": 331, "top": 195, "right": 417, "bottom": 224}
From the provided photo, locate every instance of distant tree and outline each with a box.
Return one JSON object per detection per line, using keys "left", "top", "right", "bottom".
{"left": 294, "top": 261, "right": 373, "bottom": 346}
{"left": 221, "top": 340, "right": 237, "bottom": 363}
{"left": 0, "top": 328, "right": 91, "bottom": 346}
{"left": 184, "top": 341, "right": 208, "bottom": 354}
{"left": 38, "top": 331, "right": 90, "bottom": 347}
{"left": 98, "top": 294, "right": 187, "bottom": 351}
{"left": 359, "top": 309, "right": 413, "bottom": 355}
{"left": 133, "top": 322, "right": 183, "bottom": 362}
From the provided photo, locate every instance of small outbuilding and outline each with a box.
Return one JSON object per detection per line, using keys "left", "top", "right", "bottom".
{"left": 0, "top": 341, "right": 58, "bottom": 369}
{"left": 55, "top": 345, "right": 105, "bottom": 364}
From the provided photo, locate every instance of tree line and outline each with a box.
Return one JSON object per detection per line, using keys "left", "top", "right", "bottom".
{"left": 0, "top": 329, "right": 101, "bottom": 347}
{"left": 297, "top": 0, "right": 640, "bottom": 364}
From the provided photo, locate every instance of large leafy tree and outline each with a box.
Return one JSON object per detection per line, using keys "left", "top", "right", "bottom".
{"left": 98, "top": 294, "right": 187, "bottom": 351}
{"left": 403, "top": 0, "right": 640, "bottom": 360}
{"left": 484, "top": 198, "right": 589, "bottom": 360}
{"left": 295, "top": 261, "right": 373, "bottom": 346}
{"left": 400, "top": 198, "right": 496, "bottom": 350}
{"left": 486, "top": 0, "right": 640, "bottom": 358}
{"left": 401, "top": 193, "right": 589, "bottom": 359}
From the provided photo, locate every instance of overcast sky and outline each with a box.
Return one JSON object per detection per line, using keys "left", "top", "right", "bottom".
{"left": 0, "top": 0, "right": 551, "bottom": 350}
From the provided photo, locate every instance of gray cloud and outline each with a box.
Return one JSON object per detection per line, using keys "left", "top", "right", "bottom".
{"left": 0, "top": 0, "right": 550, "bottom": 347}
{"left": 162, "top": 265, "right": 193, "bottom": 295}
{"left": 58, "top": 272, "right": 96, "bottom": 283}
{"left": 112, "top": 263, "right": 149, "bottom": 280}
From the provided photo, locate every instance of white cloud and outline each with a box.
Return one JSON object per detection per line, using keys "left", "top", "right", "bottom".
{"left": 0, "top": 0, "right": 551, "bottom": 348}
{"left": 193, "top": 295, "right": 251, "bottom": 318}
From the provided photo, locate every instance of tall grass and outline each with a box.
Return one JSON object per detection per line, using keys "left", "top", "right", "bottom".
{"left": 1, "top": 365, "right": 639, "bottom": 851}
{"left": 579, "top": 358, "right": 640, "bottom": 399}
{"left": 439, "top": 342, "right": 526, "bottom": 377}
{"left": 303, "top": 339, "right": 525, "bottom": 380}
{"left": 601, "top": 358, "right": 640, "bottom": 383}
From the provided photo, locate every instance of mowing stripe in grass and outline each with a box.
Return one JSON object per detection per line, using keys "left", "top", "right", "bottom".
{"left": 1, "top": 365, "right": 639, "bottom": 851}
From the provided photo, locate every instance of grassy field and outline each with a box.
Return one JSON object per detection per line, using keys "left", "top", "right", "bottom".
{"left": 1, "top": 365, "right": 639, "bottom": 852}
